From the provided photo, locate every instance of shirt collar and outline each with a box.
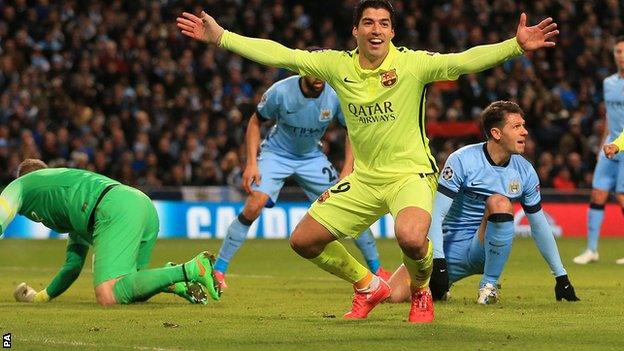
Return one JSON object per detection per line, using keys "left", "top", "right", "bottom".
{"left": 352, "top": 42, "right": 397, "bottom": 75}
{"left": 483, "top": 142, "right": 510, "bottom": 167}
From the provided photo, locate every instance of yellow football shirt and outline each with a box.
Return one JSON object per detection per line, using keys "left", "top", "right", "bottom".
{"left": 221, "top": 32, "right": 524, "bottom": 183}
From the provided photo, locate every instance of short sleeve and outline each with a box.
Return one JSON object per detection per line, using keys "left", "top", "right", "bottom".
{"left": 257, "top": 85, "right": 282, "bottom": 121}
{"left": 521, "top": 167, "right": 542, "bottom": 213}
{"left": 437, "top": 152, "right": 465, "bottom": 198}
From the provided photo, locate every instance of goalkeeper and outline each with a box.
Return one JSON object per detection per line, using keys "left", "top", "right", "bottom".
{"left": 5, "top": 159, "right": 219, "bottom": 305}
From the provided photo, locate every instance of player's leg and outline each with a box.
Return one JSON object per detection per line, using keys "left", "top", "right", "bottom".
{"left": 478, "top": 194, "right": 514, "bottom": 303}
{"left": 132, "top": 201, "right": 206, "bottom": 303}
{"left": 214, "top": 152, "right": 289, "bottom": 286}
{"left": 213, "top": 191, "right": 270, "bottom": 287}
{"left": 387, "top": 234, "right": 477, "bottom": 303}
{"left": 296, "top": 175, "right": 390, "bottom": 319}
{"left": 575, "top": 155, "right": 614, "bottom": 263}
{"left": 387, "top": 264, "right": 410, "bottom": 303}
{"left": 93, "top": 187, "right": 218, "bottom": 305}
{"left": 614, "top": 166, "right": 624, "bottom": 264}
{"left": 352, "top": 229, "right": 391, "bottom": 279}
{"left": 295, "top": 155, "right": 386, "bottom": 276}
{"left": 387, "top": 174, "right": 437, "bottom": 323}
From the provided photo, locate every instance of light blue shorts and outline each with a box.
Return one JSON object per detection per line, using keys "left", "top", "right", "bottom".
{"left": 592, "top": 153, "right": 624, "bottom": 193}
{"left": 443, "top": 228, "right": 485, "bottom": 284}
{"left": 253, "top": 150, "right": 339, "bottom": 206}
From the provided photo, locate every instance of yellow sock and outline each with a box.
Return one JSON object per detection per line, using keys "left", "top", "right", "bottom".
{"left": 309, "top": 241, "right": 369, "bottom": 284}
{"left": 354, "top": 272, "right": 373, "bottom": 290}
{"left": 402, "top": 240, "right": 433, "bottom": 290}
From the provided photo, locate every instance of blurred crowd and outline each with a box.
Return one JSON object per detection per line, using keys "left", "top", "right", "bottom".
{"left": 0, "top": 0, "right": 622, "bottom": 190}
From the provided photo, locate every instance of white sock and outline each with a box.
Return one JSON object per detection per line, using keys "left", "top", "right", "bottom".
{"left": 356, "top": 275, "right": 380, "bottom": 293}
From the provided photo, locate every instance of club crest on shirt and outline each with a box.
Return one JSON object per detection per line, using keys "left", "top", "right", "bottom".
{"left": 317, "top": 190, "right": 330, "bottom": 204}
{"left": 319, "top": 108, "right": 332, "bottom": 121}
{"left": 442, "top": 166, "right": 453, "bottom": 180}
{"left": 508, "top": 180, "right": 521, "bottom": 194}
{"left": 380, "top": 69, "right": 398, "bottom": 87}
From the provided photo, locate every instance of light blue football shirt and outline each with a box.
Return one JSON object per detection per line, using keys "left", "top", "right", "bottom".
{"left": 604, "top": 73, "right": 624, "bottom": 143}
{"left": 437, "top": 142, "right": 541, "bottom": 241}
{"left": 257, "top": 75, "right": 345, "bottom": 158}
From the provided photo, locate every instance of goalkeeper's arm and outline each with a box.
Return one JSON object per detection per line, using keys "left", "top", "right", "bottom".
{"left": 16, "top": 240, "right": 89, "bottom": 302}
{"left": 45, "top": 240, "right": 89, "bottom": 299}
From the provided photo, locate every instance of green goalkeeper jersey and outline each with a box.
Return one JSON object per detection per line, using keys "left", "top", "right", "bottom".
{"left": 0, "top": 168, "right": 120, "bottom": 242}
{"left": 221, "top": 32, "right": 523, "bottom": 183}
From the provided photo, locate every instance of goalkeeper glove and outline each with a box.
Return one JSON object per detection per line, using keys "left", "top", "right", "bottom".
{"left": 430, "top": 258, "right": 450, "bottom": 301}
{"left": 555, "top": 274, "right": 580, "bottom": 301}
{"left": 14, "top": 282, "right": 50, "bottom": 303}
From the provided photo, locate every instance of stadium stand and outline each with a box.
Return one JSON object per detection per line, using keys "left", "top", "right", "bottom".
{"left": 1, "top": 0, "right": 622, "bottom": 191}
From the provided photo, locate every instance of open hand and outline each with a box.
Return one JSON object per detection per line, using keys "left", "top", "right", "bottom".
{"left": 516, "top": 13, "right": 559, "bottom": 51}
{"left": 176, "top": 11, "right": 225, "bottom": 45}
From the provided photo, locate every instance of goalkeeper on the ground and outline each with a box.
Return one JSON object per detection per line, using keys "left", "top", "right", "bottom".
{"left": 5, "top": 159, "right": 220, "bottom": 305}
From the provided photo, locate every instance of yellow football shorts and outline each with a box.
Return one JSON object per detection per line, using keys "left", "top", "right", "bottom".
{"left": 309, "top": 172, "right": 438, "bottom": 239}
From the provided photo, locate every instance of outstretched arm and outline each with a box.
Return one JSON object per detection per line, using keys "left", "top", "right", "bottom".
{"left": 526, "top": 209, "right": 579, "bottom": 301}
{"left": 45, "top": 239, "right": 89, "bottom": 299}
{"left": 15, "top": 238, "right": 89, "bottom": 302}
{"left": 526, "top": 210, "right": 566, "bottom": 277}
{"left": 418, "top": 14, "right": 558, "bottom": 82}
{"left": 176, "top": 11, "right": 335, "bottom": 80}
{"left": 177, "top": 11, "right": 296, "bottom": 68}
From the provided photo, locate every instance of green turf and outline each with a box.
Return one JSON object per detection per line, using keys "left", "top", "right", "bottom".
{"left": 1, "top": 237, "right": 623, "bottom": 350}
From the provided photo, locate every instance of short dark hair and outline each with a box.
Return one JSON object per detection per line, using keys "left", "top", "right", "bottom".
{"left": 353, "top": 0, "right": 395, "bottom": 29}
{"left": 17, "top": 159, "right": 48, "bottom": 177}
{"left": 615, "top": 35, "right": 624, "bottom": 45}
{"left": 482, "top": 101, "right": 525, "bottom": 139}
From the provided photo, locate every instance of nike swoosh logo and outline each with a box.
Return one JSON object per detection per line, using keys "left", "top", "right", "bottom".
{"left": 286, "top": 110, "right": 296, "bottom": 114}
{"left": 470, "top": 181, "right": 483, "bottom": 186}
{"left": 343, "top": 77, "right": 357, "bottom": 83}
{"left": 196, "top": 258, "right": 206, "bottom": 277}
{"left": 564, "top": 285, "right": 570, "bottom": 289}
{"left": 439, "top": 269, "right": 446, "bottom": 272}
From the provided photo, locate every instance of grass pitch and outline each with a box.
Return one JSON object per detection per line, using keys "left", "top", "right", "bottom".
{"left": 1, "top": 238, "right": 623, "bottom": 350}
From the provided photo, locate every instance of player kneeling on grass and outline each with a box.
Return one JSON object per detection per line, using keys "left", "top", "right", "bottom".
{"left": 5, "top": 159, "right": 220, "bottom": 305}
{"left": 386, "top": 101, "right": 580, "bottom": 304}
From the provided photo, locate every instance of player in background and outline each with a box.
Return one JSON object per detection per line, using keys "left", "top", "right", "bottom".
{"left": 574, "top": 36, "right": 624, "bottom": 265}
{"left": 601, "top": 126, "right": 624, "bottom": 264}
{"left": 213, "top": 73, "right": 391, "bottom": 289}
{"left": 177, "top": 0, "right": 558, "bottom": 322}
{"left": 387, "top": 101, "right": 580, "bottom": 304}
{"left": 6, "top": 159, "right": 220, "bottom": 305}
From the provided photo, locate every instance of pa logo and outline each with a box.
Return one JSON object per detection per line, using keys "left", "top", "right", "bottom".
{"left": 3, "top": 333, "right": 11, "bottom": 348}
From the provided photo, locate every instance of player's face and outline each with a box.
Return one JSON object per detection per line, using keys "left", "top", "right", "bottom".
{"left": 614, "top": 41, "right": 624, "bottom": 73}
{"left": 352, "top": 8, "right": 395, "bottom": 61}
{"left": 499, "top": 113, "right": 528, "bottom": 154}
{"left": 302, "top": 75, "right": 325, "bottom": 92}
